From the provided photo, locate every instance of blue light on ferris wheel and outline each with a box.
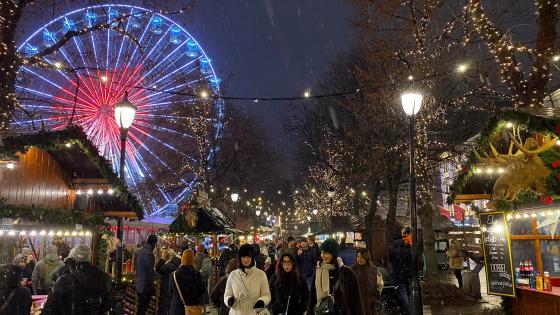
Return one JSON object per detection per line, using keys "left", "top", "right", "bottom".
{"left": 85, "top": 10, "right": 97, "bottom": 27}
{"left": 24, "top": 44, "right": 38, "bottom": 56}
{"left": 108, "top": 8, "right": 120, "bottom": 26}
{"left": 130, "top": 12, "right": 142, "bottom": 28}
{"left": 151, "top": 15, "right": 163, "bottom": 34}
{"left": 209, "top": 76, "right": 220, "bottom": 89}
{"left": 62, "top": 17, "right": 76, "bottom": 32}
{"left": 186, "top": 39, "right": 198, "bottom": 58}
{"left": 42, "top": 29, "right": 56, "bottom": 47}
{"left": 170, "top": 25, "right": 181, "bottom": 44}
{"left": 199, "top": 57, "right": 211, "bottom": 74}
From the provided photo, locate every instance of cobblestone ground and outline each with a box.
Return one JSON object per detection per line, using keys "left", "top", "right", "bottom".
{"left": 423, "top": 268, "right": 503, "bottom": 315}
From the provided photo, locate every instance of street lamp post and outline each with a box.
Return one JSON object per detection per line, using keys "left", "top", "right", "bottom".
{"left": 401, "top": 91, "right": 424, "bottom": 315}
{"left": 113, "top": 92, "right": 137, "bottom": 315}
{"left": 230, "top": 193, "right": 239, "bottom": 224}
{"left": 327, "top": 187, "right": 335, "bottom": 234}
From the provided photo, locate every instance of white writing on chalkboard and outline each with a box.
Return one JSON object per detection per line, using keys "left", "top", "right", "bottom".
{"left": 490, "top": 264, "right": 506, "bottom": 272}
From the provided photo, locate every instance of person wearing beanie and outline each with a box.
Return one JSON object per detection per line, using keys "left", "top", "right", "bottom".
{"left": 20, "top": 248, "right": 35, "bottom": 294}
{"left": 269, "top": 252, "right": 309, "bottom": 315}
{"left": 31, "top": 245, "right": 63, "bottom": 294}
{"left": 135, "top": 234, "right": 158, "bottom": 315}
{"left": 210, "top": 258, "right": 238, "bottom": 315}
{"left": 193, "top": 243, "right": 212, "bottom": 304}
{"left": 307, "top": 238, "right": 364, "bottom": 315}
{"left": 169, "top": 249, "right": 204, "bottom": 315}
{"left": 224, "top": 244, "right": 271, "bottom": 315}
{"left": 42, "top": 244, "right": 111, "bottom": 315}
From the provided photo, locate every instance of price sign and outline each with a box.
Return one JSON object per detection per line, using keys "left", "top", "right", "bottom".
{"left": 479, "top": 211, "right": 515, "bottom": 297}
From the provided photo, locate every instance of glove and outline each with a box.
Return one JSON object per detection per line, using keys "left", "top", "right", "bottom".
{"left": 227, "top": 297, "right": 235, "bottom": 307}
{"left": 253, "top": 300, "right": 265, "bottom": 309}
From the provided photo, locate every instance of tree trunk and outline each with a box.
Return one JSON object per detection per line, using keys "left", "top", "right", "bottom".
{"left": 419, "top": 203, "right": 438, "bottom": 280}
{"left": 385, "top": 185, "right": 399, "bottom": 241}
{"left": 364, "top": 188, "right": 379, "bottom": 251}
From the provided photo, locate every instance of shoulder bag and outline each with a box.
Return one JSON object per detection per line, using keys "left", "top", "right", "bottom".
{"left": 173, "top": 271, "right": 203, "bottom": 315}
{"left": 314, "top": 271, "right": 341, "bottom": 315}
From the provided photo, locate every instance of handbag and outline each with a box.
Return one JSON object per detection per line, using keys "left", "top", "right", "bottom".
{"left": 314, "top": 271, "right": 341, "bottom": 315}
{"left": 173, "top": 271, "right": 203, "bottom": 315}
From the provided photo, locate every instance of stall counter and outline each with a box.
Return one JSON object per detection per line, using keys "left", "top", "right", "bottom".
{"left": 512, "top": 285, "right": 560, "bottom": 315}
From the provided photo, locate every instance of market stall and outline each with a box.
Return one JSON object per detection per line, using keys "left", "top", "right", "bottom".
{"left": 448, "top": 110, "right": 560, "bottom": 314}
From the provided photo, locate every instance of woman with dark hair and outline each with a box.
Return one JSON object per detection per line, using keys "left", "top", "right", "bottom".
{"left": 307, "top": 238, "right": 364, "bottom": 315}
{"left": 269, "top": 252, "right": 308, "bottom": 315}
{"left": 224, "top": 244, "right": 271, "bottom": 315}
{"left": 351, "top": 248, "right": 384, "bottom": 314}
{"left": 210, "top": 258, "right": 238, "bottom": 315}
{"left": 0, "top": 264, "right": 32, "bottom": 315}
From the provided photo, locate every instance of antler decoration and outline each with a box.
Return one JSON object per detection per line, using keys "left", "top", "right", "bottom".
{"left": 508, "top": 133, "right": 558, "bottom": 157}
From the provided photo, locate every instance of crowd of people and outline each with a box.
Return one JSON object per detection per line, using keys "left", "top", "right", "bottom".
{"left": 0, "top": 228, "right": 416, "bottom": 315}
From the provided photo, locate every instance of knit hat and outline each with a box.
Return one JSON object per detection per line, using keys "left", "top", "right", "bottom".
{"left": 181, "top": 249, "right": 195, "bottom": 266}
{"left": 238, "top": 244, "right": 254, "bottom": 259}
{"left": 13, "top": 254, "right": 26, "bottom": 265}
{"left": 69, "top": 244, "right": 92, "bottom": 263}
{"left": 320, "top": 238, "right": 340, "bottom": 258}
{"left": 46, "top": 245, "right": 58, "bottom": 256}
{"left": 197, "top": 243, "right": 204, "bottom": 253}
{"left": 147, "top": 234, "right": 158, "bottom": 247}
{"left": 22, "top": 247, "right": 33, "bottom": 256}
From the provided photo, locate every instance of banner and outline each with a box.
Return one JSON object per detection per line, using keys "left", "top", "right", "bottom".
{"left": 453, "top": 204, "right": 466, "bottom": 221}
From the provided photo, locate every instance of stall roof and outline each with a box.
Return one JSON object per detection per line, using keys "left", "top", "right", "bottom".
{"left": 0, "top": 126, "right": 143, "bottom": 219}
{"left": 168, "top": 205, "right": 234, "bottom": 234}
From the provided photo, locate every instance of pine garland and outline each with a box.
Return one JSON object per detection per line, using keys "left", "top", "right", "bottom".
{"left": 0, "top": 198, "right": 106, "bottom": 226}
{"left": 0, "top": 125, "right": 143, "bottom": 219}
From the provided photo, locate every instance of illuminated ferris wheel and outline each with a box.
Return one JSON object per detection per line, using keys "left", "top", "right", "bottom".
{"left": 14, "top": 4, "right": 223, "bottom": 216}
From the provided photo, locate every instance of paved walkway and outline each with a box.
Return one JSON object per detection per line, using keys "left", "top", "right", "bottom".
{"left": 423, "top": 268, "right": 503, "bottom": 315}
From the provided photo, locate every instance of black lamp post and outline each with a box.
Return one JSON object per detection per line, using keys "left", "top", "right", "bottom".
{"left": 401, "top": 91, "right": 424, "bottom": 315}
{"left": 113, "top": 91, "right": 137, "bottom": 315}
{"left": 230, "top": 193, "right": 239, "bottom": 224}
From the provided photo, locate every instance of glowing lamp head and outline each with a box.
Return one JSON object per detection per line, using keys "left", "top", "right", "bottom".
{"left": 401, "top": 91, "right": 424, "bottom": 116}
{"left": 114, "top": 92, "right": 137, "bottom": 130}
{"left": 312, "top": 209, "right": 318, "bottom": 215}
{"left": 230, "top": 193, "right": 239, "bottom": 202}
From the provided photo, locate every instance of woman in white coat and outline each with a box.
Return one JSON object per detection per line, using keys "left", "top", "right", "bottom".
{"left": 224, "top": 244, "right": 271, "bottom": 315}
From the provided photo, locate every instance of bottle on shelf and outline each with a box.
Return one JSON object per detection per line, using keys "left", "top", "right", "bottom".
{"left": 514, "top": 268, "right": 520, "bottom": 286}
{"left": 536, "top": 272, "right": 543, "bottom": 290}
{"left": 543, "top": 271, "right": 552, "bottom": 291}
{"left": 529, "top": 268, "right": 536, "bottom": 289}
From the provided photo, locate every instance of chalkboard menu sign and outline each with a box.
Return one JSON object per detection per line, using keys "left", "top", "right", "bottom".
{"left": 479, "top": 211, "right": 515, "bottom": 297}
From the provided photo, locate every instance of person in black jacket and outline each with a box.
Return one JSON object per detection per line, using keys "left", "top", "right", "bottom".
{"left": 218, "top": 243, "right": 237, "bottom": 276}
{"left": 0, "top": 264, "right": 32, "bottom": 315}
{"left": 136, "top": 234, "right": 158, "bottom": 315}
{"left": 156, "top": 249, "right": 181, "bottom": 315}
{"left": 169, "top": 249, "right": 204, "bottom": 315}
{"left": 389, "top": 231, "right": 412, "bottom": 315}
{"left": 269, "top": 252, "right": 309, "bottom": 315}
{"left": 41, "top": 244, "right": 112, "bottom": 315}
{"left": 210, "top": 258, "right": 238, "bottom": 315}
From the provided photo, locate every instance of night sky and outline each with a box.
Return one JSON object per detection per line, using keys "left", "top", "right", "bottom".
{"left": 17, "top": 0, "right": 356, "bottom": 177}
{"left": 181, "top": 0, "right": 356, "bottom": 176}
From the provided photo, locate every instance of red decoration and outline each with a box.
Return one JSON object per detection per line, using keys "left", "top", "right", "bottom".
{"left": 540, "top": 195, "right": 553, "bottom": 205}
{"left": 555, "top": 124, "right": 560, "bottom": 135}
{"left": 551, "top": 160, "right": 560, "bottom": 169}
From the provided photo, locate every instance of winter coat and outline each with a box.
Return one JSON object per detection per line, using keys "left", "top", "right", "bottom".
{"left": 296, "top": 248, "right": 316, "bottom": 279}
{"left": 210, "top": 274, "right": 229, "bottom": 315}
{"left": 351, "top": 264, "right": 380, "bottom": 314}
{"left": 135, "top": 244, "right": 156, "bottom": 294}
{"left": 21, "top": 261, "right": 34, "bottom": 294}
{"left": 32, "top": 253, "right": 64, "bottom": 294}
{"left": 41, "top": 263, "right": 111, "bottom": 315}
{"left": 446, "top": 245, "right": 463, "bottom": 270}
{"left": 218, "top": 248, "right": 235, "bottom": 276}
{"left": 307, "top": 244, "right": 321, "bottom": 264}
{"left": 224, "top": 267, "right": 271, "bottom": 315}
{"left": 388, "top": 239, "right": 412, "bottom": 284}
{"left": 255, "top": 254, "right": 266, "bottom": 270}
{"left": 169, "top": 266, "right": 204, "bottom": 315}
{"left": 198, "top": 255, "right": 213, "bottom": 282}
{"left": 269, "top": 273, "right": 309, "bottom": 315}
{"left": 339, "top": 244, "right": 357, "bottom": 267}
{"left": 0, "top": 286, "right": 32, "bottom": 315}
{"left": 307, "top": 259, "right": 365, "bottom": 315}
{"left": 156, "top": 257, "right": 180, "bottom": 314}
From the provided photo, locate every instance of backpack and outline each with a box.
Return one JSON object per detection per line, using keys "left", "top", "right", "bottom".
{"left": 42, "top": 261, "right": 60, "bottom": 289}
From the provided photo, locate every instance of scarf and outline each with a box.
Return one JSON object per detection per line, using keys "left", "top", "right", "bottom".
{"left": 315, "top": 262, "right": 336, "bottom": 307}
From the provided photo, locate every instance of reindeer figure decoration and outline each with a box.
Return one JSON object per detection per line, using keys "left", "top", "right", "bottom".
{"left": 475, "top": 126, "right": 558, "bottom": 201}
